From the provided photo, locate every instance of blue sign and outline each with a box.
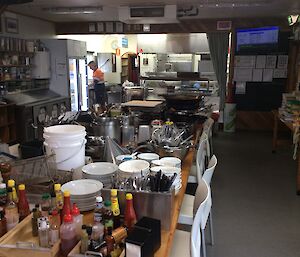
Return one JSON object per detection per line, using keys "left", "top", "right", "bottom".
{"left": 122, "top": 37, "right": 128, "bottom": 48}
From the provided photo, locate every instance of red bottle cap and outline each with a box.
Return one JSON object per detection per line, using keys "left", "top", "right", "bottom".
{"left": 63, "top": 213, "right": 73, "bottom": 223}
{"left": 71, "top": 203, "right": 80, "bottom": 216}
{"left": 51, "top": 209, "right": 59, "bottom": 216}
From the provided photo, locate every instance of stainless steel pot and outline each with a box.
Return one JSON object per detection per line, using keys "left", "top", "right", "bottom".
{"left": 93, "top": 117, "right": 121, "bottom": 143}
{"left": 153, "top": 144, "right": 191, "bottom": 159}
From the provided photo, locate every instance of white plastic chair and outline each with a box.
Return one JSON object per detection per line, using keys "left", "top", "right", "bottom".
{"left": 188, "top": 132, "right": 210, "bottom": 184}
{"left": 203, "top": 118, "right": 214, "bottom": 157}
{"left": 178, "top": 155, "right": 217, "bottom": 246}
{"left": 202, "top": 155, "right": 218, "bottom": 185}
{"left": 171, "top": 180, "right": 211, "bottom": 257}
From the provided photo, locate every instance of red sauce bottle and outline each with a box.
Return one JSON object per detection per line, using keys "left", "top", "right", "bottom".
{"left": 124, "top": 193, "right": 137, "bottom": 232}
{"left": 61, "top": 190, "right": 71, "bottom": 221}
{"left": 18, "top": 184, "right": 30, "bottom": 221}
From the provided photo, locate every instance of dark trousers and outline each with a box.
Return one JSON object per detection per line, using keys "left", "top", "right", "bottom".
{"left": 94, "top": 83, "right": 108, "bottom": 106}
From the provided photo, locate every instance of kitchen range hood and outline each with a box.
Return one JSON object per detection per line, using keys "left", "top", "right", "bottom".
{"left": 118, "top": 5, "right": 179, "bottom": 24}
{"left": 1, "top": 0, "right": 33, "bottom": 4}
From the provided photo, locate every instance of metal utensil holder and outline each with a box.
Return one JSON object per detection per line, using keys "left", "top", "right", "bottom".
{"left": 101, "top": 188, "right": 175, "bottom": 230}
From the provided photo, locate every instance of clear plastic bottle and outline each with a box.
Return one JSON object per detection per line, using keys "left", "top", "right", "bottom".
{"left": 103, "top": 200, "right": 113, "bottom": 236}
{"left": 5, "top": 187, "right": 19, "bottom": 231}
{"left": 71, "top": 203, "right": 83, "bottom": 240}
{"left": 80, "top": 225, "right": 89, "bottom": 254}
{"left": 32, "top": 207, "right": 41, "bottom": 237}
{"left": 49, "top": 209, "right": 60, "bottom": 246}
{"left": 91, "top": 196, "right": 104, "bottom": 241}
{"left": 60, "top": 212, "right": 78, "bottom": 257}
{"left": 38, "top": 217, "right": 50, "bottom": 248}
{"left": 41, "top": 193, "right": 51, "bottom": 217}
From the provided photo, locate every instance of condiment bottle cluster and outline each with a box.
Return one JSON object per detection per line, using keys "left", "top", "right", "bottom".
{"left": 79, "top": 189, "right": 137, "bottom": 257}
{"left": 0, "top": 181, "right": 139, "bottom": 257}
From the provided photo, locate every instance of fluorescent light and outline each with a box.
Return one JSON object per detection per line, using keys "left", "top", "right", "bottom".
{"left": 43, "top": 6, "right": 103, "bottom": 14}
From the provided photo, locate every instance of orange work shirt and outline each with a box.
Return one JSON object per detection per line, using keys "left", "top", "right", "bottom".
{"left": 93, "top": 68, "right": 104, "bottom": 83}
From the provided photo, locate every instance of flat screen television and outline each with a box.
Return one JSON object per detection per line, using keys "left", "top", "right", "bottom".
{"left": 236, "top": 26, "right": 279, "bottom": 53}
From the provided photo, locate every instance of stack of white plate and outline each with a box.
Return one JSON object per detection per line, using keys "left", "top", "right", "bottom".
{"left": 82, "top": 162, "right": 118, "bottom": 188}
{"left": 151, "top": 157, "right": 181, "bottom": 168}
{"left": 61, "top": 179, "right": 103, "bottom": 212}
{"left": 118, "top": 160, "right": 150, "bottom": 179}
{"left": 150, "top": 166, "right": 182, "bottom": 195}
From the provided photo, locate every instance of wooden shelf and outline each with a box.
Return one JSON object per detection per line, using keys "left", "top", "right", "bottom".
{"left": 0, "top": 51, "right": 34, "bottom": 56}
{"left": 0, "top": 79, "right": 32, "bottom": 82}
{"left": 0, "top": 65, "right": 32, "bottom": 68}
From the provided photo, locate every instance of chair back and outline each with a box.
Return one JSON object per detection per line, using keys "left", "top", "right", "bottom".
{"left": 203, "top": 118, "right": 214, "bottom": 139}
{"left": 196, "top": 133, "right": 210, "bottom": 183}
{"left": 202, "top": 155, "right": 218, "bottom": 185}
{"left": 190, "top": 180, "right": 211, "bottom": 257}
{"left": 203, "top": 118, "right": 214, "bottom": 157}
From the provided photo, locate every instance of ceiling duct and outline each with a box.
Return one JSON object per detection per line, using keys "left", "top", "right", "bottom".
{"left": 119, "top": 5, "right": 179, "bottom": 24}
{"left": 177, "top": 6, "right": 199, "bottom": 17}
{"left": 43, "top": 6, "right": 103, "bottom": 14}
{"left": 0, "top": 0, "right": 33, "bottom": 4}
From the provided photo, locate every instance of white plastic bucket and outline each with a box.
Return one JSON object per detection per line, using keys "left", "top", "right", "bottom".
{"left": 43, "top": 125, "right": 86, "bottom": 171}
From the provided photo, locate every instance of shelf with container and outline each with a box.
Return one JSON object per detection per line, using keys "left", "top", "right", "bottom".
{"left": 0, "top": 36, "right": 37, "bottom": 94}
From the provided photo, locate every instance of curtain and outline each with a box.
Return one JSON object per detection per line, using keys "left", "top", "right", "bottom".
{"left": 207, "top": 32, "right": 229, "bottom": 110}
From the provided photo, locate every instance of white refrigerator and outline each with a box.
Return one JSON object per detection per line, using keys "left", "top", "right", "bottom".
{"left": 41, "top": 39, "right": 88, "bottom": 112}
{"left": 69, "top": 58, "right": 88, "bottom": 111}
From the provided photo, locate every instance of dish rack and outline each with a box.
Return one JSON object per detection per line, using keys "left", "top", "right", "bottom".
{"left": 9, "top": 154, "right": 72, "bottom": 202}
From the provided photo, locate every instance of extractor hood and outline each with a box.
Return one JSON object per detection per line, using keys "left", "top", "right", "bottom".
{"left": 118, "top": 5, "right": 179, "bottom": 24}
{"left": 2, "top": 0, "right": 33, "bottom": 4}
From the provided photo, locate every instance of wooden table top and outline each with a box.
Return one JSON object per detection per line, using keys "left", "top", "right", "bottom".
{"left": 154, "top": 147, "right": 194, "bottom": 257}
{"left": 78, "top": 147, "right": 195, "bottom": 257}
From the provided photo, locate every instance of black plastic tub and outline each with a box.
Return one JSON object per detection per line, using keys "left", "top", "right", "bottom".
{"left": 20, "top": 140, "right": 44, "bottom": 159}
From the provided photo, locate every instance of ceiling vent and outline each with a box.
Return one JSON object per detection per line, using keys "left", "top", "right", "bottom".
{"left": 0, "top": 0, "right": 33, "bottom": 5}
{"left": 119, "top": 5, "right": 179, "bottom": 24}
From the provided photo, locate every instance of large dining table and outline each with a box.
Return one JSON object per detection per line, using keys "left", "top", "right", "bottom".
{"left": 272, "top": 110, "right": 300, "bottom": 194}
{"left": 68, "top": 141, "right": 196, "bottom": 257}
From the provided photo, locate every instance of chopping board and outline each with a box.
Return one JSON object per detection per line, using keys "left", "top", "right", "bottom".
{"left": 121, "top": 100, "right": 163, "bottom": 108}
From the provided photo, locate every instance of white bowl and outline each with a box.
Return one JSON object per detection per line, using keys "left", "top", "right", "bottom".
{"left": 150, "top": 166, "right": 181, "bottom": 175}
{"left": 152, "top": 157, "right": 181, "bottom": 168}
{"left": 119, "top": 160, "right": 150, "bottom": 175}
{"left": 137, "top": 153, "right": 160, "bottom": 162}
{"left": 82, "top": 162, "right": 118, "bottom": 176}
{"left": 116, "top": 155, "right": 136, "bottom": 162}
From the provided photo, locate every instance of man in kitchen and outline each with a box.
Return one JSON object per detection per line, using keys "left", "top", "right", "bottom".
{"left": 88, "top": 61, "right": 108, "bottom": 110}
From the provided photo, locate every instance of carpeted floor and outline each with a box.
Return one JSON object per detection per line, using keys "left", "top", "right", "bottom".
{"left": 204, "top": 131, "right": 300, "bottom": 257}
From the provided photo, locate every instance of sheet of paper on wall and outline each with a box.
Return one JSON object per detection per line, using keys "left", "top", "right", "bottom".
{"left": 234, "top": 56, "right": 256, "bottom": 67}
{"left": 255, "top": 55, "right": 266, "bottom": 69}
{"left": 233, "top": 68, "right": 253, "bottom": 82}
{"left": 55, "top": 58, "right": 66, "bottom": 77}
{"left": 277, "top": 55, "right": 288, "bottom": 69}
{"left": 265, "top": 56, "right": 277, "bottom": 69}
{"left": 252, "top": 68, "right": 263, "bottom": 82}
{"left": 263, "top": 69, "right": 273, "bottom": 82}
{"left": 273, "top": 68, "right": 287, "bottom": 78}
{"left": 235, "top": 82, "right": 246, "bottom": 95}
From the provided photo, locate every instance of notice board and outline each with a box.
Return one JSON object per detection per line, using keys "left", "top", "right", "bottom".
{"left": 234, "top": 31, "right": 290, "bottom": 111}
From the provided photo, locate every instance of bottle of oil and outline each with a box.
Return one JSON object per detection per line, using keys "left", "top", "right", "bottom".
{"left": 5, "top": 187, "right": 19, "bottom": 231}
